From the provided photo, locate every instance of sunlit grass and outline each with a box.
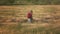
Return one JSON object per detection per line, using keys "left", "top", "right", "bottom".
{"left": 0, "top": 5, "right": 60, "bottom": 34}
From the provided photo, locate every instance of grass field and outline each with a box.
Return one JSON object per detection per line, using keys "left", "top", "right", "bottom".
{"left": 0, "top": 5, "right": 60, "bottom": 34}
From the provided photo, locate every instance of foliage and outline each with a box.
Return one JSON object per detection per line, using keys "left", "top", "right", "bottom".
{"left": 0, "top": 0, "right": 60, "bottom": 5}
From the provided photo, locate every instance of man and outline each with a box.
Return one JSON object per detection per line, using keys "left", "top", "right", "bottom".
{"left": 27, "top": 10, "right": 33, "bottom": 23}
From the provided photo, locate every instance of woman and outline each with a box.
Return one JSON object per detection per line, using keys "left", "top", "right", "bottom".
{"left": 27, "top": 10, "right": 33, "bottom": 23}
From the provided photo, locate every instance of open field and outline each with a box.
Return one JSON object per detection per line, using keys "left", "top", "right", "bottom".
{"left": 0, "top": 5, "right": 60, "bottom": 34}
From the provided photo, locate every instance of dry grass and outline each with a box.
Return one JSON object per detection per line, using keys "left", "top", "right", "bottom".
{"left": 0, "top": 5, "right": 60, "bottom": 34}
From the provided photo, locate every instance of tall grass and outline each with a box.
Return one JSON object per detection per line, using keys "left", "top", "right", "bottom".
{"left": 0, "top": 6, "right": 60, "bottom": 34}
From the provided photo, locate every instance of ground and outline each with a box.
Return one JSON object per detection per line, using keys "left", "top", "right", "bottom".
{"left": 0, "top": 5, "right": 60, "bottom": 34}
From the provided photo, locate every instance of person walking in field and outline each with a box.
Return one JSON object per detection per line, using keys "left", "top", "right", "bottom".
{"left": 27, "top": 10, "right": 33, "bottom": 23}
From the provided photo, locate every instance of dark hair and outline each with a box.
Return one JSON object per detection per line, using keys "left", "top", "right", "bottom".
{"left": 31, "top": 10, "right": 33, "bottom": 13}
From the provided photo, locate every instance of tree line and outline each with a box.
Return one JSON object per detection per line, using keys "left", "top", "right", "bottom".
{"left": 0, "top": 0, "right": 60, "bottom": 5}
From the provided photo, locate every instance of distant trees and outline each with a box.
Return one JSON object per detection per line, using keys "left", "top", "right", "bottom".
{"left": 0, "top": 0, "right": 60, "bottom": 5}
{"left": 32, "top": 0, "right": 60, "bottom": 5}
{"left": 0, "top": 0, "right": 15, "bottom": 5}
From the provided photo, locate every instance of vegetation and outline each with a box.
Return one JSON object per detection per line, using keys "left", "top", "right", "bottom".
{"left": 0, "top": 0, "right": 60, "bottom": 5}
{"left": 0, "top": 5, "right": 60, "bottom": 34}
